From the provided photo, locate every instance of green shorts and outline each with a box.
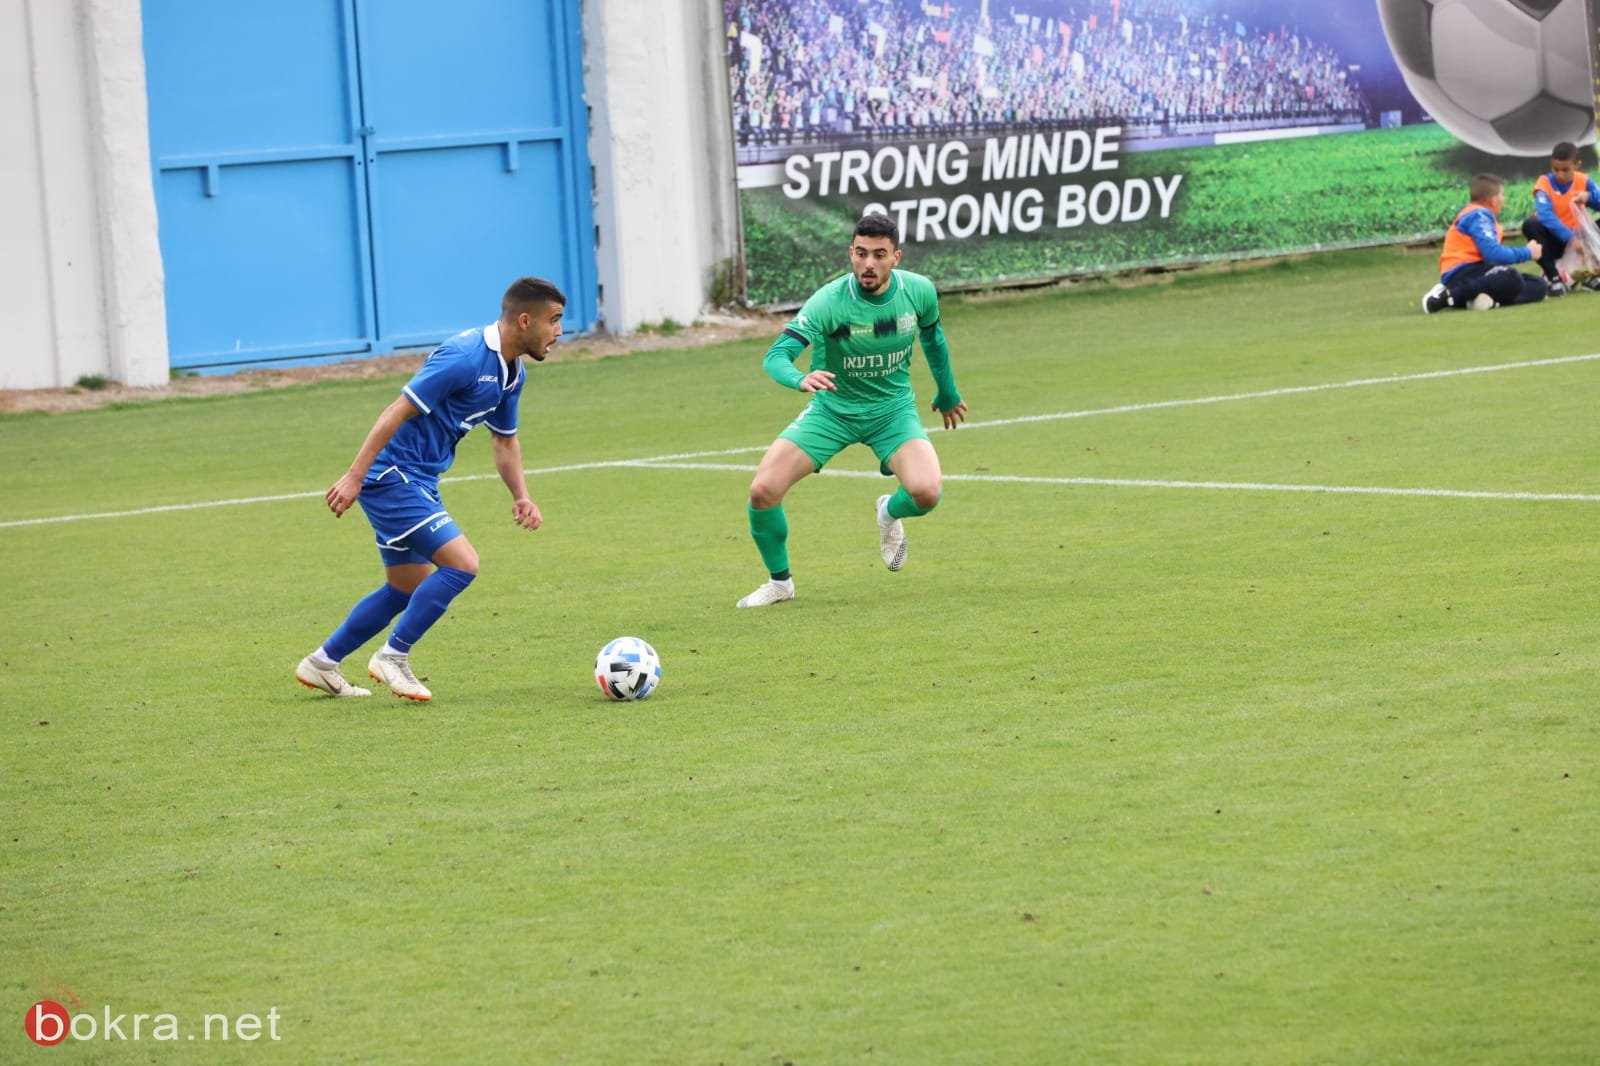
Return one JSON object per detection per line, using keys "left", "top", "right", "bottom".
{"left": 778, "top": 400, "right": 929, "bottom": 475}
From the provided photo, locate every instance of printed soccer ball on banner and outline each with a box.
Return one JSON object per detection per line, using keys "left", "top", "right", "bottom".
{"left": 594, "top": 637, "right": 661, "bottom": 701}
{"left": 1376, "top": 0, "right": 1595, "bottom": 157}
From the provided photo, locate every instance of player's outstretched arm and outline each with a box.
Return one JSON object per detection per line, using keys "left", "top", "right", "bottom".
{"left": 326, "top": 395, "right": 418, "bottom": 517}
{"left": 918, "top": 320, "right": 963, "bottom": 428}
{"left": 492, "top": 432, "right": 541, "bottom": 531}
{"left": 763, "top": 333, "right": 834, "bottom": 391}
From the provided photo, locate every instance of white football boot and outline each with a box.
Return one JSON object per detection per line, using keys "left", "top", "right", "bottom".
{"left": 296, "top": 656, "right": 371, "bottom": 698}
{"left": 876, "top": 495, "right": 907, "bottom": 571}
{"left": 736, "top": 577, "right": 795, "bottom": 608}
{"left": 367, "top": 650, "right": 432, "bottom": 701}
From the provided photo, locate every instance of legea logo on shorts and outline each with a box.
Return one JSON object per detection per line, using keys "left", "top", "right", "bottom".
{"left": 24, "top": 1000, "right": 282, "bottom": 1045}
{"left": 428, "top": 517, "right": 451, "bottom": 533}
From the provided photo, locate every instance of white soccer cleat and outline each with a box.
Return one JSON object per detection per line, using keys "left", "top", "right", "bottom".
{"left": 736, "top": 577, "right": 795, "bottom": 608}
{"left": 367, "top": 650, "right": 432, "bottom": 701}
{"left": 1420, "top": 283, "right": 1451, "bottom": 314}
{"left": 1468, "top": 293, "right": 1496, "bottom": 310}
{"left": 296, "top": 656, "right": 371, "bottom": 698}
{"left": 876, "top": 494, "right": 907, "bottom": 571}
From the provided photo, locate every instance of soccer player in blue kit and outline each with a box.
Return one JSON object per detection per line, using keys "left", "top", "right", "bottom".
{"left": 295, "top": 277, "right": 566, "bottom": 701}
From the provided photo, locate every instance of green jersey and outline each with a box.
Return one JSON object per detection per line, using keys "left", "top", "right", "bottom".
{"left": 768, "top": 269, "right": 960, "bottom": 417}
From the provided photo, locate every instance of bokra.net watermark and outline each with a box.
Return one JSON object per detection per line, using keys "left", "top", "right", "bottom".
{"left": 25, "top": 1000, "right": 282, "bottom": 1046}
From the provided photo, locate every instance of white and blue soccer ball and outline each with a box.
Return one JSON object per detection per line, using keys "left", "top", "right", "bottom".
{"left": 1377, "top": 0, "right": 1595, "bottom": 157}
{"left": 594, "top": 637, "right": 661, "bottom": 701}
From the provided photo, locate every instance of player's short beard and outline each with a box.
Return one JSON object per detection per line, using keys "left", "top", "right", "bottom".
{"left": 858, "top": 267, "right": 886, "bottom": 293}
{"left": 514, "top": 330, "right": 548, "bottom": 362}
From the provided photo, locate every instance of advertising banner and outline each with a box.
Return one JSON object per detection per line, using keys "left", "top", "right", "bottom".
{"left": 723, "top": 0, "right": 1598, "bottom": 306}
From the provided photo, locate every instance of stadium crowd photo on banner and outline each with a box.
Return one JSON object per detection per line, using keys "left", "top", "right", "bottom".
{"left": 726, "top": 0, "right": 1596, "bottom": 306}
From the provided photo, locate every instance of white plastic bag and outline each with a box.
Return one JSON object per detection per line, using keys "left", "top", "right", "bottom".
{"left": 1555, "top": 205, "right": 1600, "bottom": 284}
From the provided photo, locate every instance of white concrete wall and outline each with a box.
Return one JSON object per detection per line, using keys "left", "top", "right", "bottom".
{"left": 0, "top": 0, "right": 738, "bottom": 391}
{"left": 0, "top": 0, "right": 166, "bottom": 390}
{"left": 584, "top": 0, "right": 741, "bottom": 333}
{"left": 82, "top": 0, "right": 168, "bottom": 389}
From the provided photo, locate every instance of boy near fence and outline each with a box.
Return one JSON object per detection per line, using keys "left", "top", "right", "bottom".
{"left": 1422, "top": 173, "right": 1547, "bottom": 313}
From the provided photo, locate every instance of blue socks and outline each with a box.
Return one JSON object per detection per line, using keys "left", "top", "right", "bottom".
{"left": 320, "top": 567, "right": 477, "bottom": 661}
{"left": 389, "top": 566, "right": 476, "bottom": 653}
{"left": 322, "top": 583, "right": 412, "bottom": 662}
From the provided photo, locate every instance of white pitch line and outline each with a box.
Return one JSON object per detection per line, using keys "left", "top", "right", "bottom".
{"left": 3, "top": 352, "right": 1595, "bottom": 528}
{"left": 625, "top": 461, "right": 1600, "bottom": 503}
{"left": 937, "top": 350, "right": 1600, "bottom": 433}
{"left": 0, "top": 446, "right": 772, "bottom": 529}
{"left": 0, "top": 490, "right": 327, "bottom": 528}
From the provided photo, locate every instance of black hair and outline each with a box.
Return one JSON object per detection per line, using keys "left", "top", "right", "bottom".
{"left": 502, "top": 276, "right": 567, "bottom": 316}
{"left": 853, "top": 212, "right": 900, "bottom": 248}
{"left": 1551, "top": 141, "right": 1580, "bottom": 162}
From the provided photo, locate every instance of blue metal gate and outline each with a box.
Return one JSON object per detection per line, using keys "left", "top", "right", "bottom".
{"left": 143, "top": 0, "right": 596, "bottom": 371}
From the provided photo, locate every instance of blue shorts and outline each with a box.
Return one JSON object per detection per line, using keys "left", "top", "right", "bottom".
{"left": 356, "top": 470, "right": 463, "bottom": 566}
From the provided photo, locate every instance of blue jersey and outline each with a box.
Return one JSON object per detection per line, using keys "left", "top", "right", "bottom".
{"left": 368, "top": 323, "right": 524, "bottom": 487}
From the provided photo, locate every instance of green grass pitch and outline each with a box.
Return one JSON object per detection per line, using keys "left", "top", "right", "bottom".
{"left": 3, "top": 245, "right": 1597, "bottom": 1063}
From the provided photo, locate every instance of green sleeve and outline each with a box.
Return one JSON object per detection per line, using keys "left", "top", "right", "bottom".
{"left": 763, "top": 332, "right": 808, "bottom": 390}
{"left": 764, "top": 287, "right": 833, "bottom": 390}
{"left": 920, "top": 322, "right": 961, "bottom": 411}
{"left": 909, "top": 273, "right": 942, "bottom": 330}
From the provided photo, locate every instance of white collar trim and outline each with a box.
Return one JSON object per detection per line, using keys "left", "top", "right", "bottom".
{"left": 484, "top": 322, "right": 518, "bottom": 390}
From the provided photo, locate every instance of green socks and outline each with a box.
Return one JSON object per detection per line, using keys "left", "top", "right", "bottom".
{"left": 748, "top": 503, "right": 790, "bottom": 578}
{"left": 752, "top": 492, "right": 939, "bottom": 577}
{"left": 885, "top": 486, "right": 940, "bottom": 520}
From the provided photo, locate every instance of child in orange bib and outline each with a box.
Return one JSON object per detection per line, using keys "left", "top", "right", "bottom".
{"left": 1422, "top": 173, "right": 1549, "bottom": 313}
{"left": 1521, "top": 140, "right": 1600, "bottom": 292}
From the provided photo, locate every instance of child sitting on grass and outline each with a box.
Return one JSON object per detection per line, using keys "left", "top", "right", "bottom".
{"left": 1521, "top": 140, "right": 1600, "bottom": 294}
{"left": 1422, "top": 173, "right": 1549, "bottom": 313}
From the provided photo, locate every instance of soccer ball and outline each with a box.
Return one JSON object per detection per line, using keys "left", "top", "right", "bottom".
{"left": 1376, "top": 0, "right": 1595, "bottom": 156}
{"left": 594, "top": 637, "right": 661, "bottom": 701}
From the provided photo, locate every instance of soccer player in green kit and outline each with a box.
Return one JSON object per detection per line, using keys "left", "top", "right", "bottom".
{"left": 737, "top": 212, "right": 968, "bottom": 608}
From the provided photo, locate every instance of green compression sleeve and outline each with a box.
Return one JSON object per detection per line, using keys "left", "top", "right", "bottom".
{"left": 920, "top": 322, "right": 961, "bottom": 410}
{"left": 763, "top": 333, "right": 809, "bottom": 390}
